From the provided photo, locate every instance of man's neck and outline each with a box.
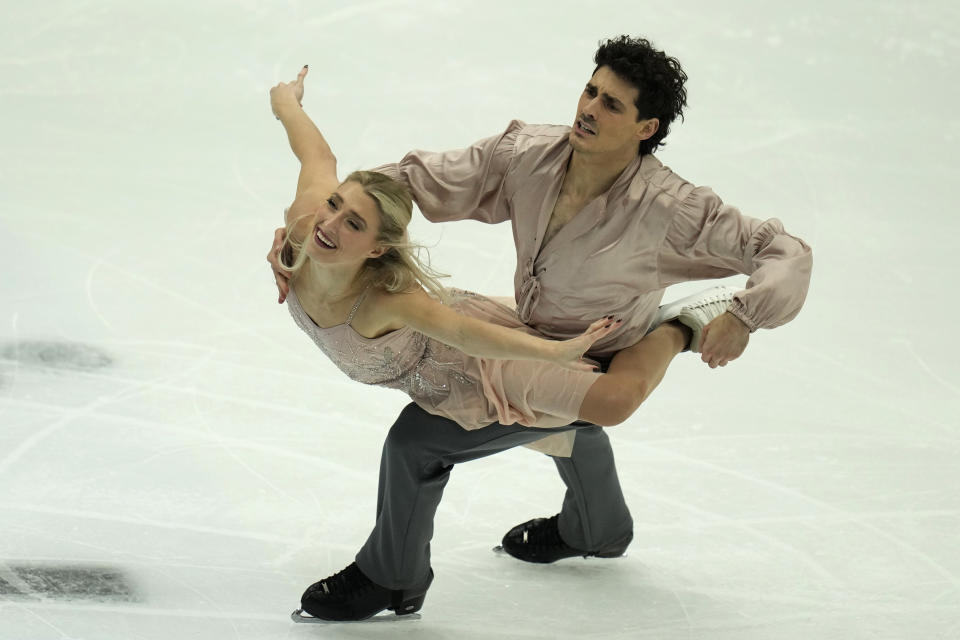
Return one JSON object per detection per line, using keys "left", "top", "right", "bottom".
{"left": 563, "top": 147, "right": 639, "bottom": 200}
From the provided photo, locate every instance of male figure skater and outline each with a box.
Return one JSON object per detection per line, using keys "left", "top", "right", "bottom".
{"left": 268, "top": 35, "right": 812, "bottom": 621}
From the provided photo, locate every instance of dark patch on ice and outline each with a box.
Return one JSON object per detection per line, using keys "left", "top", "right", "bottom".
{"left": 1, "top": 564, "right": 138, "bottom": 602}
{"left": 0, "top": 341, "right": 112, "bottom": 371}
{"left": 0, "top": 573, "right": 28, "bottom": 597}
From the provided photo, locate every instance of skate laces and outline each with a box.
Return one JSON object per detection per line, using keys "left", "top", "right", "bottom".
{"left": 522, "top": 515, "right": 567, "bottom": 549}
{"left": 690, "top": 291, "right": 728, "bottom": 311}
{"left": 316, "top": 563, "right": 374, "bottom": 597}
{"left": 682, "top": 289, "right": 735, "bottom": 320}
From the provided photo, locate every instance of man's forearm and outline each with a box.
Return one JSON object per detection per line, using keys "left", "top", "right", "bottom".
{"left": 275, "top": 102, "right": 335, "bottom": 165}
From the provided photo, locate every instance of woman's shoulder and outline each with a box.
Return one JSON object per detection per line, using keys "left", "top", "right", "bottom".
{"left": 350, "top": 285, "right": 424, "bottom": 339}
{"left": 366, "top": 285, "right": 433, "bottom": 319}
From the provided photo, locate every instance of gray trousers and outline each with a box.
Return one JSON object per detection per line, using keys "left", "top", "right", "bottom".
{"left": 355, "top": 403, "right": 633, "bottom": 589}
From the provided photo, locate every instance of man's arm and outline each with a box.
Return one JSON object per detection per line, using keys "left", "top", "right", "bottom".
{"left": 659, "top": 186, "right": 813, "bottom": 367}
{"left": 369, "top": 120, "right": 524, "bottom": 225}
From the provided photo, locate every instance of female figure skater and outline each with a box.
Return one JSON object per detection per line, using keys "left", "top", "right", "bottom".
{"left": 269, "top": 66, "right": 730, "bottom": 433}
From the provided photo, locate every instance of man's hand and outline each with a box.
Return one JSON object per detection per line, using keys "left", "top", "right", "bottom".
{"left": 267, "top": 226, "right": 292, "bottom": 303}
{"left": 699, "top": 312, "right": 750, "bottom": 368}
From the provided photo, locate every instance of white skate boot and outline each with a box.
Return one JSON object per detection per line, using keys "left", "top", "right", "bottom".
{"left": 652, "top": 286, "right": 740, "bottom": 353}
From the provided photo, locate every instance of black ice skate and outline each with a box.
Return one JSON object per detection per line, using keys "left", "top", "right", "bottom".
{"left": 495, "top": 514, "right": 632, "bottom": 563}
{"left": 293, "top": 562, "right": 433, "bottom": 622}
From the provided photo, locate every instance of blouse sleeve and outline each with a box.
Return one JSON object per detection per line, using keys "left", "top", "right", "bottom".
{"left": 658, "top": 186, "right": 813, "bottom": 331}
{"left": 369, "top": 120, "right": 524, "bottom": 225}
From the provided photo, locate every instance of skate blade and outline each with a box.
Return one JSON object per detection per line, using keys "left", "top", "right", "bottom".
{"left": 491, "top": 545, "right": 627, "bottom": 560}
{"left": 291, "top": 609, "right": 422, "bottom": 624}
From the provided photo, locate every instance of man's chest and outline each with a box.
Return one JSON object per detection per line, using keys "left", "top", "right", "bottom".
{"left": 541, "top": 193, "right": 591, "bottom": 248}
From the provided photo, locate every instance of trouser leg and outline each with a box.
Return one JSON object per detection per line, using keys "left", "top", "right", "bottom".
{"left": 553, "top": 425, "right": 633, "bottom": 551}
{"left": 356, "top": 403, "right": 576, "bottom": 589}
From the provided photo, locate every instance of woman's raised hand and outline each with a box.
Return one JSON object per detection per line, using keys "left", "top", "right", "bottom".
{"left": 554, "top": 317, "right": 622, "bottom": 371}
{"left": 270, "top": 65, "right": 309, "bottom": 117}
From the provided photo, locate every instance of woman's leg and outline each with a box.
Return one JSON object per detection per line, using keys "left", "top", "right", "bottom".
{"left": 578, "top": 321, "right": 689, "bottom": 426}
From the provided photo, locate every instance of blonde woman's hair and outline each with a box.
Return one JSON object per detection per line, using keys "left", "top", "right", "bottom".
{"left": 280, "top": 170, "right": 448, "bottom": 301}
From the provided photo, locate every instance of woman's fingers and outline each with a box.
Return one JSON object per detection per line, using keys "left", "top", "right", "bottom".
{"left": 586, "top": 317, "right": 622, "bottom": 338}
{"left": 574, "top": 317, "right": 621, "bottom": 348}
{"left": 585, "top": 318, "right": 607, "bottom": 333}
{"left": 563, "top": 318, "right": 621, "bottom": 364}
{"left": 560, "top": 317, "right": 624, "bottom": 367}
{"left": 296, "top": 65, "right": 308, "bottom": 83}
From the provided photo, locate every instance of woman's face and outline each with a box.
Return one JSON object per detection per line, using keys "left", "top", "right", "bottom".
{"left": 305, "top": 181, "right": 384, "bottom": 265}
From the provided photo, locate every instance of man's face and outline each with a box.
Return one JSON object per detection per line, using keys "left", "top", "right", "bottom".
{"left": 570, "top": 65, "right": 658, "bottom": 156}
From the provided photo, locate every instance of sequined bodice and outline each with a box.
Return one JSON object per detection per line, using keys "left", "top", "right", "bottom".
{"left": 286, "top": 287, "right": 475, "bottom": 402}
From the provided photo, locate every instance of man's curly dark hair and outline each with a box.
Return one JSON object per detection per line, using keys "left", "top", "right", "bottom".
{"left": 593, "top": 36, "right": 688, "bottom": 156}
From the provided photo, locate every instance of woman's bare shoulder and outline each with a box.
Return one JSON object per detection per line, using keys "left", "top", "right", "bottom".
{"left": 351, "top": 286, "right": 425, "bottom": 338}
{"left": 366, "top": 285, "right": 428, "bottom": 314}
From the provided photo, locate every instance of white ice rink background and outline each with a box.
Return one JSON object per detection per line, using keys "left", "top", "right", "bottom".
{"left": 1, "top": 1, "right": 959, "bottom": 638}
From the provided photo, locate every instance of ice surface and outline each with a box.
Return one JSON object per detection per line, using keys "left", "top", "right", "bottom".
{"left": 2, "top": 1, "right": 958, "bottom": 638}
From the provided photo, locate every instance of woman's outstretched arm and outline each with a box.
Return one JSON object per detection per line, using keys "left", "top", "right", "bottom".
{"left": 270, "top": 66, "right": 338, "bottom": 195}
{"left": 378, "top": 288, "right": 618, "bottom": 372}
